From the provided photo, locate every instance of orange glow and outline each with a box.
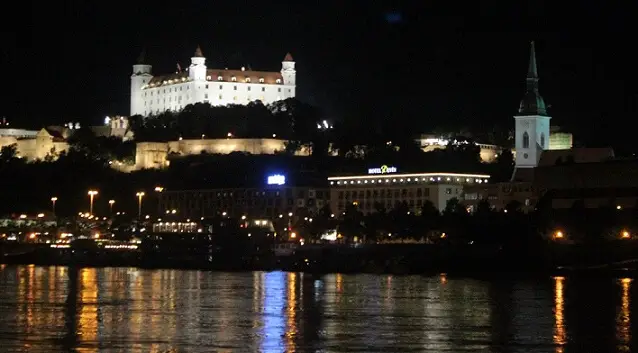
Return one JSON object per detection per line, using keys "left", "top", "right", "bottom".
{"left": 617, "top": 278, "right": 632, "bottom": 350}
{"left": 290, "top": 232, "right": 297, "bottom": 239}
{"left": 554, "top": 231, "right": 564, "bottom": 239}
{"left": 622, "top": 230, "right": 631, "bottom": 239}
{"left": 285, "top": 272, "right": 298, "bottom": 350}
{"left": 553, "top": 276, "right": 566, "bottom": 350}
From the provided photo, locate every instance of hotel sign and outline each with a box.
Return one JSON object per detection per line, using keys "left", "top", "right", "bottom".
{"left": 267, "top": 174, "right": 286, "bottom": 185}
{"left": 368, "top": 165, "right": 397, "bottom": 175}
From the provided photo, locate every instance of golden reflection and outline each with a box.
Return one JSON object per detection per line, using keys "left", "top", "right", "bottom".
{"left": 48, "top": 267, "right": 56, "bottom": 303}
{"left": 25, "top": 265, "right": 35, "bottom": 331}
{"left": 553, "top": 276, "right": 566, "bottom": 352}
{"left": 285, "top": 272, "right": 298, "bottom": 352}
{"left": 77, "top": 268, "right": 98, "bottom": 353}
{"left": 0, "top": 264, "right": 5, "bottom": 271}
{"left": 336, "top": 273, "right": 343, "bottom": 294}
{"left": 616, "top": 278, "right": 632, "bottom": 352}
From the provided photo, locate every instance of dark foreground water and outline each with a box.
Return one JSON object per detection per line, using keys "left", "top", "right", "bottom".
{"left": 0, "top": 265, "right": 635, "bottom": 352}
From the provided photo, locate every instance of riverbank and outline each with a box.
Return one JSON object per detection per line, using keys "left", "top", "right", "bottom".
{"left": 4, "top": 241, "right": 638, "bottom": 275}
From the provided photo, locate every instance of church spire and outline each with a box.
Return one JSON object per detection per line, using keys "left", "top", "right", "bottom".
{"left": 527, "top": 41, "right": 538, "bottom": 79}
{"left": 518, "top": 41, "right": 547, "bottom": 116}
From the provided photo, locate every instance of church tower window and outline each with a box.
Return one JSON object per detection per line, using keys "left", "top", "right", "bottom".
{"left": 540, "top": 133, "right": 545, "bottom": 148}
{"left": 522, "top": 132, "right": 530, "bottom": 148}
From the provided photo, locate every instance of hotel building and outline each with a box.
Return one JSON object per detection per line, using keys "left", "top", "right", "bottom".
{"left": 328, "top": 166, "right": 490, "bottom": 215}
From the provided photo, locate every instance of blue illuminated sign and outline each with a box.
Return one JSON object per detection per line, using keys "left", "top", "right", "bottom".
{"left": 267, "top": 174, "right": 286, "bottom": 185}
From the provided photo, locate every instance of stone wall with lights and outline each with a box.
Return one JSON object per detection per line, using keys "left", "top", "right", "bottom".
{"left": 134, "top": 138, "right": 311, "bottom": 170}
{"left": 0, "top": 129, "right": 69, "bottom": 161}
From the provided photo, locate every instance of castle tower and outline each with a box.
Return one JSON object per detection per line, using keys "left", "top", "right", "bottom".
{"left": 514, "top": 41, "right": 551, "bottom": 172}
{"left": 281, "top": 53, "right": 296, "bottom": 86}
{"left": 189, "top": 45, "right": 207, "bottom": 81}
{"left": 130, "top": 49, "right": 153, "bottom": 116}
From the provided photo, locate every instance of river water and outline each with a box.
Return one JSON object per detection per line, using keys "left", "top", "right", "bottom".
{"left": 0, "top": 265, "right": 634, "bottom": 352}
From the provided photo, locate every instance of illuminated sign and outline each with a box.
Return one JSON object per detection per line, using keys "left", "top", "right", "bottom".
{"left": 368, "top": 165, "right": 397, "bottom": 175}
{"left": 267, "top": 174, "right": 286, "bottom": 185}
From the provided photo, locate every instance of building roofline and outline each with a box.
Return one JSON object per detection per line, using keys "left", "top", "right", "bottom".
{"left": 327, "top": 172, "right": 491, "bottom": 181}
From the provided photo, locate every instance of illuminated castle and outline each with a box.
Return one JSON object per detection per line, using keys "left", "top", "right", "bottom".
{"left": 130, "top": 47, "right": 296, "bottom": 116}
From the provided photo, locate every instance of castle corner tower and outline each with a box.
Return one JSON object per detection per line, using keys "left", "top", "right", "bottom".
{"left": 130, "top": 49, "right": 153, "bottom": 116}
{"left": 189, "top": 45, "right": 207, "bottom": 81}
{"left": 281, "top": 52, "right": 296, "bottom": 86}
{"left": 514, "top": 41, "right": 551, "bottom": 173}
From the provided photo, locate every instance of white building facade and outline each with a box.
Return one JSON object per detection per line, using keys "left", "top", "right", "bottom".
{"left": 130, "top": 47, "right": 296, "bottom": 116}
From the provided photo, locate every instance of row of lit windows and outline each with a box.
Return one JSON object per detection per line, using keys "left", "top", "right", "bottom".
{"left": 142, "top": 73, "right": 289, "bottom": 89}
{"left": 337, "top": 199, "right": 426, "bottom": 210}
{"left": 205, "top": 75, "right": 282, "bottom": 84}
{"left": 203, "top": 84, "right": 285, "bottom": 93}
{"left": 338, "top": 188, "right": 432, "bottom": 199}
{"left": 330, "top": 176, "right": 490, "bottom": 186}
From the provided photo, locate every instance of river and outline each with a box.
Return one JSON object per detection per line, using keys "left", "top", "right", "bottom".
{"left": 0, "top": 264, "right": 634, "bottom": 352}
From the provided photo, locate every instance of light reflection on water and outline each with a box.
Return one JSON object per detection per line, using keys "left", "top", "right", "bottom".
{"left": 0, "top": 265, "right": 635, "bottom": 352}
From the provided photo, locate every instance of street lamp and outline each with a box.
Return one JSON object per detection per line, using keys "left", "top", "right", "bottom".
{"left": 50, "top": 197, "right": 58, "bottom": 215}
{"left": 136, "top": 192, "right": 145, "bottom": 218}
{"left": 109, "top": 199, "right": 115, "bottom": 213}
{"left": 154, "top": 186, "right": 164, "bottom": 192}
{"left": 88, "top": 190, "right": 98, "bottom": 215}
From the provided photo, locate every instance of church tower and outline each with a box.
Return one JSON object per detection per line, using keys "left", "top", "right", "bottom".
{"left": 281, "top": 53, "right": 296, "bottom": 86}
{"left": 130, "top": 49, "right": 153, "bottom": 116}
{"left": 514, "top": 41, "right": 551, "bottom": 171}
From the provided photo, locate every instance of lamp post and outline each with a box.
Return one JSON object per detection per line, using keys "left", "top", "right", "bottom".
{"left": 136, "top": 192, "right": 145, "bottom": 219}
{"left": 108, "top": 200, "right": 115, "bottom": 213}
{"left": 154, "top": 186, "right": 164, "bottom": 216}
{"left": 88, "top": 190, "right": 98, "bottom": 215}
{"left": 50, "top": 197, "right": 58, "bottom": 215}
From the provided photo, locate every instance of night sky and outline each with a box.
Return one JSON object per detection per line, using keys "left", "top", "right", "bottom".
{"left": 6, "top": 1, "right": 637, "bottom": 151}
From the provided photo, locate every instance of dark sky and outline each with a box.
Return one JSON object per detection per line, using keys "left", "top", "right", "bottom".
{"left": 5, "top": 1, "right": 637, "bottom": 150}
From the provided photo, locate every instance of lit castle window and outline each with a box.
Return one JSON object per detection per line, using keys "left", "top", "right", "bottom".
{"left": 259, "top": 78, "right": 265, "bottom": 83}
{"left": 275, "top": 79, "right": 281, "bottom": 84}
{"left": 206, "top": 75, "right": 212, "bottom": 80}
{"left": 217, "top": 76, "right": 223, "bottom": 81}
{"left": 231, "top": 76, "right": 237, "bottom": 82}
{"left": 245, "top": 77, "right": 251, "bottom": 83}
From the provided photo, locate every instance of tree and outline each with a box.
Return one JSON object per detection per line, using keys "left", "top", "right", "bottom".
{"left": 0, "top": 144, "right": 19, "bottom": 164}
{"left": 339, "top": 203, "right": 365, "bottom": 240}
{"left": 493, "top": 149, "right": 514, "bottom": 181}
{"left": 419, "top": 200, "right": 441, "bottom": 238}
{"left": 443, "top": 197, "right": 466, "bottom": 216}
{"left": 441, "top": 197, "right": 469, "bottom": 240}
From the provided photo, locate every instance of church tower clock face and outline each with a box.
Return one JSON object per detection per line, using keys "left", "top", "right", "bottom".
{"left": 523, "top": 153, "right": 528, "bottom": 159}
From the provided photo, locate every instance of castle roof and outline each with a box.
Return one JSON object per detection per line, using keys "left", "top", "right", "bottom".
{"left": 146, "top": 69, "right": 284, "bottom": 88}
{"left": 194, "top": 46, "right": 204, "bottom": 58}
{"left": 283, "top": 53, "right": 294, "bottom": 62}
